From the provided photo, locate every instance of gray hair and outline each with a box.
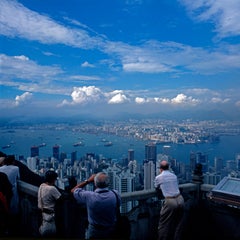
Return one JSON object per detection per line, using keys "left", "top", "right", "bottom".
{"left": 94, "top": 172, "right": 110, "bottom": 188}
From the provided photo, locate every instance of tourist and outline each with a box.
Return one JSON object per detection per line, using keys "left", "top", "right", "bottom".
{"left": 38, "top": 170, "right": 62, "bottom": 237}
{"left": 71, "top": 172, "right": 121, "bottom": 239}
{"left": 154, "top": 160, "right": 185, "bottom": 240}
{"left": 0, "top": 154, "right": 20, "bottom": 236}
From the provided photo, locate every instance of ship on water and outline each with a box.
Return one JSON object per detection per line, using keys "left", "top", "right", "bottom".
{"left": 2, "top": 144, "right": 11, "bottom": 149}
{"left": 104, "top": 141, "right": 113, "bottom": 147}
{"left": 38, "top": 143, "right": 47, "bottom": 147}
{"left": 73, "top": 141, "right": 85, "bottom": 147}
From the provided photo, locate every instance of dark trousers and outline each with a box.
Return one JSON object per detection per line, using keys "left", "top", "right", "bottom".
{"left": 158, "top": 195, "right": 184, "bottom": 240}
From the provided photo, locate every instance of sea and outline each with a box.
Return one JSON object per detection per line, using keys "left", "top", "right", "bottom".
{"left": 1, "top": 128, "right": 240, "bottom": 166}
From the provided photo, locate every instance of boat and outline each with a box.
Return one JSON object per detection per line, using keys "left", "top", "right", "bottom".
{"left": 2, "top": 144, "right": 11, "bottom": 149}
{"left": 104, "top": 141, "right": 113, "bottom": 147}
{"left": 39, "top": 143, "right": 47, "bottom": 147}
{"left": 73, "top": 142, "right": 85, "bottom": 147}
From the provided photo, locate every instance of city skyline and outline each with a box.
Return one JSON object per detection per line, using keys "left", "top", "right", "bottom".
{"left": 1, "top": 0, "right": 240, "bottom": 120}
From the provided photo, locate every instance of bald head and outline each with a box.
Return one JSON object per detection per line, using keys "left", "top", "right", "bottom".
{"left": 160, "top": 160, "right": 169, "bottom": 171}
{"left": 94, "top": 172, "right": 110, "bottom": 188}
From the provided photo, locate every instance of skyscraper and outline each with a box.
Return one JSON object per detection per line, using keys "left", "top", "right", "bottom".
{"left": 128, "top": 149, "right": 134, "bottom": 162}
{"left": 214, "top": 156, "right": 223, "bottom": 173}
{"left": 30, "top": 146, "right": 39, "bottom": 157}
{"left": 53, "top": 144, "right": 60, "bottom": 160}
{"left": 143, "top": 160, "right": 155, "bottom": 190}
{"left": 145, "top": 143, "right": 157, "bottom": 163}
{"left": 236, "top": 154, "right": 240, "bottom": 171}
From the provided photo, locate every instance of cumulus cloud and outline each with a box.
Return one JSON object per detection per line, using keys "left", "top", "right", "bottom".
{"left": 15, "top": 92, "right": 33, "bottom": 106}
{"left": 135, "top": 94, "right": 199, "bottom": 105}
{"left": 135, "top": 97, "right": 146, "bottom": 104}
{"left": 108, "top": 93, "right": 129, "bottom": 104}
{"left": 70, "top": 86, "right": 104, "bottom": 104}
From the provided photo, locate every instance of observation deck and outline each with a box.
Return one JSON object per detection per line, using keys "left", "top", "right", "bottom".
{"left": 14, "top": 176, "right": 240, "bottom": 240}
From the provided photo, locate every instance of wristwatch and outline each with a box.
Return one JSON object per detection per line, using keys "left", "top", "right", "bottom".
{"left": 84, "top": 180, "right": 89, "bottom": 184}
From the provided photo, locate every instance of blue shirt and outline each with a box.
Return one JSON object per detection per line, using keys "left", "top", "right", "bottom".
{"left": 73, "top": 187, "right": 121, "bottom": 227}
{"left": 154, "top": 170, "right": 180, "bottom": 198}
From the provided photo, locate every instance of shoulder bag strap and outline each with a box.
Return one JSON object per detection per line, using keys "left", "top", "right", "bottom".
{"left": 111, "top": 190, "right": 120, "bottom": 208}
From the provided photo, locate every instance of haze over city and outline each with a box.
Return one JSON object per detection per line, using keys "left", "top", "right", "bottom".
{"left": 1, "top": 0, "right": 240, "bottom": 120}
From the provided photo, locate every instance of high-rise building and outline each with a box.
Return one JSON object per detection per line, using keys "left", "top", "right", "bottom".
{"left": 53, "top": 144, "right": 60, "bottom": 160}
{"left": 190, "top": 152, "right": 197, "bottom": 173}
{"left": 113, "top": 170, "right": 136, "bottom": 213}
{"left": 214, "top": 157, "right": 224, "bottom": 173}
{"left": 236, "top": 154, "right": 240, "bottom": 171}
{"left": 71, "top": 151, "right": 77, "bottom": 165}
{"left": 128, "top": 149, "right": 134, "bottom": 162}
{"left": 60, "top": 152, "right": 67, "bottom": 163}
{"left": 190, "top": 152, "right": 209, "bottom": 173}
{"left": 143, "top": 160, "right": 155, "bottom": 190}
{"left": 145, "top": 143, "right": 157, "bottom": 163}
{"left": 30, "top": 146, "right": 39, "bottom": 157}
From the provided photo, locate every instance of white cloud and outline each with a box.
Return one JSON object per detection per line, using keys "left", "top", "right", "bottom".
{"left": 135, "top": 97, "right": 146, "bottom": 104}
{"left": 134, "top": 94, "right": 199, "bottom": 105}
{"left": 108, "top": 93, "right": 129, "bottom": 104}
{"left": 171, "top": 94, "right": 199, "bottom": 105}
{"left": 180, "top": 0, "right": 240, "bottom": 38}
{"left": 0, "top": 0, "right": 102, "bottom": 48}
{"left": 81, "top": 61, "right": 95, "bottom": 68}
{"left": 70, "top": 86, "right": 104, "bottom": 104}
{"left": 211, "top": 97, "right": 230, "bottom": 103}
{"left": 70, "top": 75, "right": 101, "bottom": 81}
{"left": 0, "top": 54, "right": 63, "bottom": 80}
{"left": 1, "top": 0, "right": 239, "bottom": 78}
{"left": 15, "top": 92, "right": 33, "bottom": 106}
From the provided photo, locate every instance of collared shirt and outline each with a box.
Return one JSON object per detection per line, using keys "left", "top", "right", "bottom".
{"left": 38, "top": 183, "right": 61, "bottom": 211}
{"left": 154, "top": 170, "right": 180, "bottom": 198}
{"left": 73, "top": 187, "right": 121, "bottom": 227}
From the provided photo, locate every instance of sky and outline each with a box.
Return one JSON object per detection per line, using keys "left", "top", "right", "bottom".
{"left": 1, "top": 0, "right": 240, "bottom": 120}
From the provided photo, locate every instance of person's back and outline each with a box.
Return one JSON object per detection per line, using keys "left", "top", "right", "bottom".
{"left": 154, "top": 160, "right": 184, "bottom": 240}
{"left": 38, "top": 170, "right": 61, "bottom": 237}
{"left": 71, "top": 172, "right": 121, "bottom": 239}
{"left": 0, "top": 155, "right": 20, "bottom": 214}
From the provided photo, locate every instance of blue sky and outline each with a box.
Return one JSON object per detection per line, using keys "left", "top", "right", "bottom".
{"left": 1, "top": 0, "right": 240, "bottom": 120}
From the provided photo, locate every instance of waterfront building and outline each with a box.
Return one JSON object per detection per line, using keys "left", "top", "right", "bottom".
{"left": 145, "top": 143, "right": 157, "bottom": 163}
{"left": 53, "top": 144, "right": 60, "bottom": 160}
{"left": 214, "top": 156, "right": 224, "bottom": 173}
{"left": 30, "top": 145, "right": 39, "bottom": 157}
{"left": 128, "top": 149, "right": 134, "bottom": 162}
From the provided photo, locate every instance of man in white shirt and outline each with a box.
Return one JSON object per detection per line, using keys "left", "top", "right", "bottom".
{"left": 154, "top": 160, "right": 184, "bottom": 240}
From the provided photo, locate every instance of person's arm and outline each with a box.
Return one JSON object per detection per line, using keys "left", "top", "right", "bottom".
{"left": 70, "top": 174, "right": 95, "bottom": 193}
